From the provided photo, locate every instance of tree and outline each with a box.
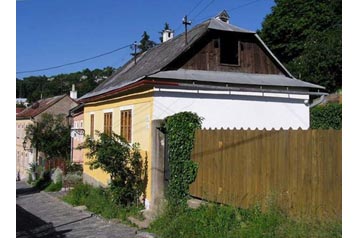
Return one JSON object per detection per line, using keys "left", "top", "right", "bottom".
{"left": 24, "top": 113, "right": 71, "bottom": 162}
{"left": 79, "top": 131, "right": 147, "bottom": 206}
{"left": 259, "top": 0, "right": 342, "bottom": 92}
{"left": 16, "top": 67, "right": 114, "bottom": 102}
{"left": 139, "top": 31, "right": 156, "bottom": 52}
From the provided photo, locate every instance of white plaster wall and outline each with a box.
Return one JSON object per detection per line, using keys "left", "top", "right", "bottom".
{"left": 153, "top": 89, "right": 310, "bottom": 130}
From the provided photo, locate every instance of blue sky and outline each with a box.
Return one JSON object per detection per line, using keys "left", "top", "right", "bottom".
{"left": 16, "top": 0, "right": 275, "bottom": 79}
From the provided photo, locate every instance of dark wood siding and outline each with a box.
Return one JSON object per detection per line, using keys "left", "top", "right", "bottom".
{"left": 178, "top": 31, "right": 283, "bottom": 75}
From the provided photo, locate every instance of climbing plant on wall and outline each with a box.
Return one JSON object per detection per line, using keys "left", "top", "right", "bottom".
{"left": 164, "top": 111, "right": 203, "bottom": 206}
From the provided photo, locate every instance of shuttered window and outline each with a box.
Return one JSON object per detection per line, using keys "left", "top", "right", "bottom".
{"left": 104, "top": 112, "right": 113, "bottom": 135}
{"left": 120, "top": 110, "right": 132, "bottom": 143}
{"left": 90, "top": 114, "right": 94, "bottom": 138}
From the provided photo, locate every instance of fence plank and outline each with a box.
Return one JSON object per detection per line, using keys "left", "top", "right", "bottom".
{"left": 190, "top": 129, "right": 342, "bottom": 220}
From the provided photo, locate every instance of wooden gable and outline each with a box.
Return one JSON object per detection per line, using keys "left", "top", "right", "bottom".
{"left": 167, "top": 30, "right": 284, "bottom": 75}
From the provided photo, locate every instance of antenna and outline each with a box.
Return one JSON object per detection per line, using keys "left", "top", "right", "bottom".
{"left": 182, "top": 15, "right": 192, "bottom": 45}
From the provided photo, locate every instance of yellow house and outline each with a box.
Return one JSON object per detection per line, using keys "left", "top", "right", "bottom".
{"left": 79, "top": 14, "right": 326, "bottom": 210}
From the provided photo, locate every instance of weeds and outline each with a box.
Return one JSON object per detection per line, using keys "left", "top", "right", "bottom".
{"left": 149, "top": 203, "right": 341, "bottom": 238}
{"left": 62, "top": 183, "right": 143, "bottom": 222}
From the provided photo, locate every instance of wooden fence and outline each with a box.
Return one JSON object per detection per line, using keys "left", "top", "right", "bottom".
{"left": 189, "top": 129, "right": 341, "bottom": 219}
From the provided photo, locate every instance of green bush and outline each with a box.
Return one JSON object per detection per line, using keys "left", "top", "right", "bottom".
{"left": 44, "top": 181, "right": 63, "bottom": 192}
{"left": 310, "top": 103, "right": 342, "bottom": 129}
{"left": 164, "top": 112, "right": 203, "bottom": 206}
{"left": 78, "top": 132, "right": 147, "bottom": 207}
{"left": 33, "top": 171, "right": 51, "bottom": 190}
{"left": 62, "top": 183, "right": 143, "bottom": 221}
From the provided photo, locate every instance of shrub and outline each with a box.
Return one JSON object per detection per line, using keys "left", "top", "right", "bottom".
{"left": 310, "top": 103, "right": 342, "bottom": 129}
{"left": 62, "top": 183, "right": 143, "bottom": 221}
{"left": 65, "top": 161, "right": 83, "bottom": 175}
{"left": 44, "top": 181, "right": 63, "bottom": 192}
{"left": 78, "top": 131, "right": 147, "bottom": 207}
{"left": 33, "top": 171, "right": 51, "bottom": 190}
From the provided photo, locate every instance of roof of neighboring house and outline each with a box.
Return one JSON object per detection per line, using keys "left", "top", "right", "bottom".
{"left": 68, "top": 103, "right": 84, "bottom": 117}
{"left": 80, "top": 16, "right": 324, "bottom": 102}
{"left": 16, "top": 95, "right": 68, "bottom": 119}
{"left": 16, "top": 108, "right": 25, "bottom": 114}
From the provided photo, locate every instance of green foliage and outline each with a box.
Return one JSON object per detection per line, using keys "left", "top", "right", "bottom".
{"left": 65, "top": 161, "right": 83, "bottom": 175}
{"left": 33, "top": 171, "right": 52, "bottom": 190}
{"left": 44, "top": 181, "right": 63, "bottom": 192}
{"left": 79, "top": 131, "right": 147, "bottom": 206}
{"left": 149, "top": 203, "right": 342, "bottom": 238}
{"left": 259, "top": 0, "right": 342, "bottom": 92}
{"left": 16, "top": 67, "right": 115, "bottom": 102}
{"left": 310, "top": 103, "right": 342, "bottom": 129}
{"left": 138, "top": 31, "right": 157, "bottom": 52}
{"left": 164, "top": 112, "right": 203, "bottom": 206}
{"left": 63, "top": 183, "right": 143, "bottom": 221}
{"left": 24, "top": 113, "right": 71, "bottom": 160}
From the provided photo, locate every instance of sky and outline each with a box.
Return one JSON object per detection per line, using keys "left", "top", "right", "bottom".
{"left": 16, "top": 0, "right": 275, "bottom": 79}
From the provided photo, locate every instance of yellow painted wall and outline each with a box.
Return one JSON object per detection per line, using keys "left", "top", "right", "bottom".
{"left": 83, "top": 90, "right": 154, "bottom": 201}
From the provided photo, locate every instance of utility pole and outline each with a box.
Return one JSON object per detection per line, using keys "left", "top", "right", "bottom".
{"left": 182, "top": 15, "right": 192, "bottom": 45}
{"left": 133, "top": 41, "right": 138, "bottom": 64}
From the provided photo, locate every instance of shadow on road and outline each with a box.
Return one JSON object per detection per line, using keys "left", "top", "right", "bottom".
{"left": 16, "top": 186, "right": 39, "bottom": 198}
{"left": 16, "top": 205, "right": 71, "bottom": 238}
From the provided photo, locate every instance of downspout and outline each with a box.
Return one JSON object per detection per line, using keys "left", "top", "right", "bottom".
{"left": 307, "top": 95, "right": 326, "bottom": 108}
{"left": 29, "top": 116, "right": 39, "bottom": 166}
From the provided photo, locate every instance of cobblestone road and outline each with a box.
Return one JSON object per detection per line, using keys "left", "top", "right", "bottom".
{"left": 16, "top": 181, "right": 138, "bottom": 238}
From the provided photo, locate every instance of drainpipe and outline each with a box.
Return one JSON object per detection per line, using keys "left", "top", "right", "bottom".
{"left": 306, "top": 95, "right": 326, "bottom": 108}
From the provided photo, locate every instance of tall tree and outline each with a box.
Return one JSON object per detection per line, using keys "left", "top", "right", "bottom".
{"left": 138, "top": 31, "right": 156, "bottom": 52}
{"left": 259, "top": 0, "right": 341, "bottom": 92}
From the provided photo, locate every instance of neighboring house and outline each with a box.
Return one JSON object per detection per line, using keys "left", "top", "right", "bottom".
{"left": 16, "top": 94, "right": 78, "bottom": 180}
{"left": 78, "top": 11, "right": 326, "bottom": 210}
{"left": 16, "top": 108, "right": 25, "bottom": 114}
{"left": 68, "top": 103, "right": 84, "bottom": 164}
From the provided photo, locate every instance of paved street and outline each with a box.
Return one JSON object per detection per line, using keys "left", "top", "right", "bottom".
{"left": 16, "top": 181, "right": 138, "bottom": 238}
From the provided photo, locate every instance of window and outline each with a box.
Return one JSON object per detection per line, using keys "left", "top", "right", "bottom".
{"left": 120, "top": 110, "right": 132, "bottom": 143}
{"left": 90, "top": 114, "right": 94, "bottom": 138}
{"left": 104, "top": 112, "right": 112, "bottom": 135}
{"left": 220, "top": 37, "right": 240, "bottom": 65}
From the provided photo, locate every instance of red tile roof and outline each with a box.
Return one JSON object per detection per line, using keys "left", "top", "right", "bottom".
{"left": 16, "top": 95, "right": 67, "bottom": 119}
{"left": 16, "top": 108, "right": 25, "bottom": 114}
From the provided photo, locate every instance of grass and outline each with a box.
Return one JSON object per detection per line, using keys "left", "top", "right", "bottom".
{"left": 149, "top": 203, "right": 341, "bottom": 238}
{"left": 62, "top": 183, "right": 143, "bottom": 222}
{"left": 44, "top": 181, "right": 63, "bottom": 192}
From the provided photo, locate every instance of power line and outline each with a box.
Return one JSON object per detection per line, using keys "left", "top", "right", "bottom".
{"left": 16, "top": 44, "right": 132, "bottom": 75}
{"left": 191, "top": 0, "right": 216, "bottom": 22}
{"left": 227, "top": 0, "right": 263, "bottom": 12}
{"left": 187, "top": 0, "right": 206, "bottom": 17}
{"left": 172, "top": 0, "right": 207, "bottom": 35}
{"left": 195, "top": 0, "right": 263, "bottom": 23}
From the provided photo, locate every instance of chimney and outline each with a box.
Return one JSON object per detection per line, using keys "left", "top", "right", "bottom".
{"left": 70, "top": 84, "right": 77, "bottom": 99}
{"left": 162, "top": 29, "right": 174, "bottom": 42}
{"left": 215, "top": 10, "right": 230, "bottom": 23}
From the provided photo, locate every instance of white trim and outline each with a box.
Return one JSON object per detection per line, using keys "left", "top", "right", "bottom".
{"left": 89, "top": 112, "right": 95, "bottom": 115}
{"left": 119, "top": 105, "right": 134, "bottom": 111}
{"left": 102, "top": 108, "right": 113, "bottom": 113}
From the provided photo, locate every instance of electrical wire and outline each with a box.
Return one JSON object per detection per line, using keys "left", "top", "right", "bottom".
{"left": 191, "top": 0, "right": 216, "bottom": 22}
{"left": 16, "top": 44, "right": 132, "bottom": 74}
